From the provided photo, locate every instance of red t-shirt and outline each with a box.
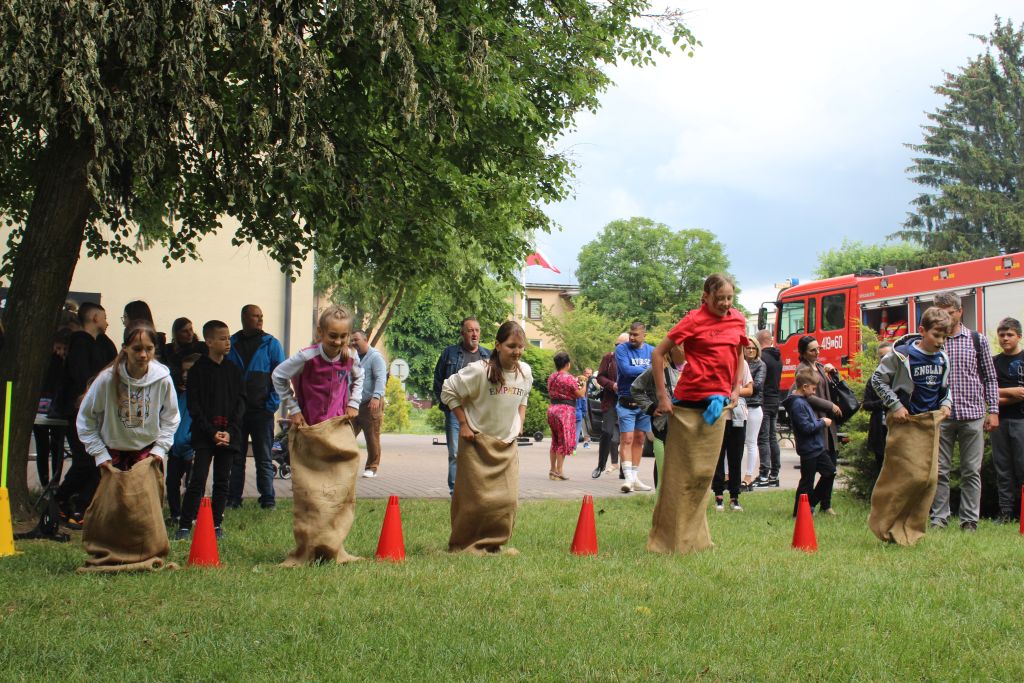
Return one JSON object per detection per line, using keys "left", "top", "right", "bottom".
{"left": 667, "top": 304, "right": 749, "bottom": 401}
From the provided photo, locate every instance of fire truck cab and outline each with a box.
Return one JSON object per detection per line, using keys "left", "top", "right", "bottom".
{"left": 759, "top": 252, "right": 1024, "bottom": 389}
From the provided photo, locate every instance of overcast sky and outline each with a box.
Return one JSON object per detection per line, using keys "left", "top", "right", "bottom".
{"left": 531, "top": 1, "right": 1021, "bottom": 312}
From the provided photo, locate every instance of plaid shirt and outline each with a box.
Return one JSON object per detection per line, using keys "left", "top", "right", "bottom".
{"left": 945, "top": 324, "right": 999, "bottom": 421}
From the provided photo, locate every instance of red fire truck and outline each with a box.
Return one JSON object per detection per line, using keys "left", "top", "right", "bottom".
{"left": 757, "top": 251, "right": 1024, "bottom": 388}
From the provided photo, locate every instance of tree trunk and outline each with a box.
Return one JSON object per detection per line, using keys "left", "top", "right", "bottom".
{"left": 370, "top": 284, "right": 405, "bottom": 348}
{"left": 0, "top": 131, "right": 94, "bottom": 518}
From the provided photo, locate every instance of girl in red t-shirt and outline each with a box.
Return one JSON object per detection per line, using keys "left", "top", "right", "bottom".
{"left": 646, "top": 274, "right": 749, "bottom": 555}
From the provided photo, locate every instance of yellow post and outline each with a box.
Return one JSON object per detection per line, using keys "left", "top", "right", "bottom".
{"left": 1, "top": 381, "right": 16, "bottom": 556}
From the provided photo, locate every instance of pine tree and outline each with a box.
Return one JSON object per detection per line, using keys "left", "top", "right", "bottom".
{"left": 898, "top": 17, "right": 1024, "bottom": 259}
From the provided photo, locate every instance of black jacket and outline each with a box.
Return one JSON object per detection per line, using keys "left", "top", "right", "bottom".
{"left": 862, "top": 380, "right": 887, "bottom": 459}
{"left": 49, "top": 331, "right": 117, "bottom": 419}
{"left": 761, "top": 346, "right": 783, "bottom": 412}
{"left": 162, "top": 339, "right": 208, "bottom": 391}
{"left": 185, "top": 355, "right": 246, "bottom": 451}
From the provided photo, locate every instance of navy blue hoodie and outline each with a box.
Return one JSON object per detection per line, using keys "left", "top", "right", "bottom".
{"left": 782, "top": 392, "right": 827, "bottom": 457}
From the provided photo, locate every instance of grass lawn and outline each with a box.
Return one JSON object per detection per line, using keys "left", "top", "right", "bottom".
{"left": 2, "top": 491, "right": 1023, "bottom": 680}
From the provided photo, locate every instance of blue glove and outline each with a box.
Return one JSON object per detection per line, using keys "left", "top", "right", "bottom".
{"left": 703, "top": 395, "right": 730, "bottom": 425}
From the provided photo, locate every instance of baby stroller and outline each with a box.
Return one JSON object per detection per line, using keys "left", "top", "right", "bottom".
{"left": 271, "top": 419, "right": 292, "bottom": 480}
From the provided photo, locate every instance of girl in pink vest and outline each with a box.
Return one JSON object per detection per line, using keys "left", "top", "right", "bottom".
{"left": 273, "top": 306, "right": 364, "bottom": 427}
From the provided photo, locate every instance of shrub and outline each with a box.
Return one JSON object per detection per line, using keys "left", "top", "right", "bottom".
{"left": 521, "top": 345, "right": 556, "bottom": 399}
{"left": 382, "top": 376, "right": 410, "bottom": 433}
{"left": 426, "top": 405, "right": 446, "bottom": 432}
{"left": 524, "top": 387, "right": 550, "bottom": 438}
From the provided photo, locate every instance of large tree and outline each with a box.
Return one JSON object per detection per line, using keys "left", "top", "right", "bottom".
{"left": 814, "top": 239, "right": 939, "bottom": 279}
{"left": 897, "top": 17, "right": 1024, "bottom": 259}
{"left": 0, "top": 2, "right": 697, "bottom": 514}
{"left": 536, "top": 301, "right": 624, "bottom": 372}
{"left": 385, "top": 280, "right": 512, "bottom": 398}
{"left": 575, "top": 217, "right": 731, "bottom": 326}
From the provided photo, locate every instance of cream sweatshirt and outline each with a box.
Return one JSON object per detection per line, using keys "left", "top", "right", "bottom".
{"left": 441, "top": 359, "right": 532, "bottom": 443}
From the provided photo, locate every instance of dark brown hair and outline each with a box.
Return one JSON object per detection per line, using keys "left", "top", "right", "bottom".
{"left": 487, "top": 321, "right": 527, "bottom": 386}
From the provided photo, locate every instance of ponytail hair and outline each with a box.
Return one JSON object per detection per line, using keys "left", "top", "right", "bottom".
{"left": 487, "top": 321, "right": 527, "bottom": 386}
{"left": 109, "top": 322, "right": 160, "bottom": 406}
{"left": 702, "top": 273, "right": 735, "bottom": 299}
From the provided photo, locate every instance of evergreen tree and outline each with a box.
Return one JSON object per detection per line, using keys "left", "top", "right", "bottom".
{"left": 898, "top": 17, "right": 1024, "bottom": 259}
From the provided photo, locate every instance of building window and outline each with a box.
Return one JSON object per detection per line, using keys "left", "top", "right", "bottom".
{"left": 527, "top": 298, "right": 542, "bottom": 320}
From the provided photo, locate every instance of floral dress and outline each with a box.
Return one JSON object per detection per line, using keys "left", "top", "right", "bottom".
{"left": 547, "top": 371, "right": 579, "bottom": 456}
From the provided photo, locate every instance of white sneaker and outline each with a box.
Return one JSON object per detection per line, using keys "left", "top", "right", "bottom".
{"left": 620, "top": 479, "right": 634, "bottom": 493}
{"left": 361, "top": 470, "right": 377, "bottom": 478}
{"left": 633, "top": 478, "right": 652, "bottom": 492}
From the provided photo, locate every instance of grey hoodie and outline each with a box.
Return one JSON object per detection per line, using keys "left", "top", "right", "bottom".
{"left": 869, "top": 333, "right": 951, "bottom": 416}
{"left": 77, "top": 359, "right": 180, "bottom": 466}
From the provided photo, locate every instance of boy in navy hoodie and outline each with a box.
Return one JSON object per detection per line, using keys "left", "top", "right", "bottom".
{"left": 783, "top": 367, "right": 834, "bottom": 516}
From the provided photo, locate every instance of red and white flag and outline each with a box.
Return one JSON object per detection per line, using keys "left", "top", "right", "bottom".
{"left": 525, "top": 251, "right": 561, "bottom": 274}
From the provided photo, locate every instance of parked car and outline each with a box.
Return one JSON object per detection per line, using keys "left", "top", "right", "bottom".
{"left": 582, "top": 376, "right": 604, "bottom": 440}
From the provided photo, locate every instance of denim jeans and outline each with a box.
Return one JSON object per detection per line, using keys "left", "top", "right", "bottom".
{"left": 445, "top": 410, "right": 461, "bottom": 494}
{"left": 228, "top": 412, "right": 276, "bottom": 507}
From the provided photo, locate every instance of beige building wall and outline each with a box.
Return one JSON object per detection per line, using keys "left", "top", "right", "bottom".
{"left": 512, "top": 283, "right": 579, "bottom": 349}
{"left": 3, "top": 219, "right": 316, "bottom": 354}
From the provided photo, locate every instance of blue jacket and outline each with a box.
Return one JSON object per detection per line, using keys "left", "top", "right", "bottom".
{"left": 782, "top": 393, "right": 827, "bottom": 457}
{"left": 433, "top": 343, "right": 491, "bottom": 411}
{"left": 169, "top": 389, "right": 194, "bottom": 461}
{"left": 227, "top": 331, "right": 285, "bottom": 415}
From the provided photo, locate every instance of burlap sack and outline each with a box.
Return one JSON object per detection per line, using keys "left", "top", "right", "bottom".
{"left": 647, "top": 407, "right": 727, "bottom": 555}
{"left": 449, "top": 433, "right": 519, "bottom": 554}
{"left": 281, "top": 416, "right": 362, "bottom": 566}
{"left": 79, "top": 457, "right": 176, "bottom": 573}
{"left": 868, "top": 410, "right": 942, "bottom": 546}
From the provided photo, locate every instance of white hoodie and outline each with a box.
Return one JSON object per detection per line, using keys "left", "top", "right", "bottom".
{"left": 77, "top": 359, "right": 180, "bottom": 466}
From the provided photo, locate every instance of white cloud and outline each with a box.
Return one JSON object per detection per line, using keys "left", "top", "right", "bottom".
{"left": 541, "top": 1, "right": 1024, "bottom": 298}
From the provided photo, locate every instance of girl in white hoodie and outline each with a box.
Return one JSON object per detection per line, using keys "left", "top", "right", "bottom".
{"left": 78, "top": 322, "right": 180, "bottom": 470}
{"left": 76, "top": 322, "right": 181, "bottom": 572}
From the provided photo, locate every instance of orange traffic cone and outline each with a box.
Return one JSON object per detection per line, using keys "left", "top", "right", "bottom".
{"left": 375, "top": 495, "right": 405, "bottom": 562}
{"left": 570, "top": 495, "right": 598, "bottom": 556}
{"left": 187, "top": 497, "right": 220, "bottom": 567}
{"left": 1019, "top": 485, "right": 1024, "bottom": 536}
{"left": 792, "top": 493, "right": 818, "bottom": 552}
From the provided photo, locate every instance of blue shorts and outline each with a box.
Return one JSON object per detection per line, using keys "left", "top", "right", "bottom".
{"left": 616, "top": 404, "right": 651, "bottom": 433}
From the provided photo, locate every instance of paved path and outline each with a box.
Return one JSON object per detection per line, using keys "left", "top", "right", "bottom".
{"left": 27, "top": 433, "right": 804, "bottom": 501}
